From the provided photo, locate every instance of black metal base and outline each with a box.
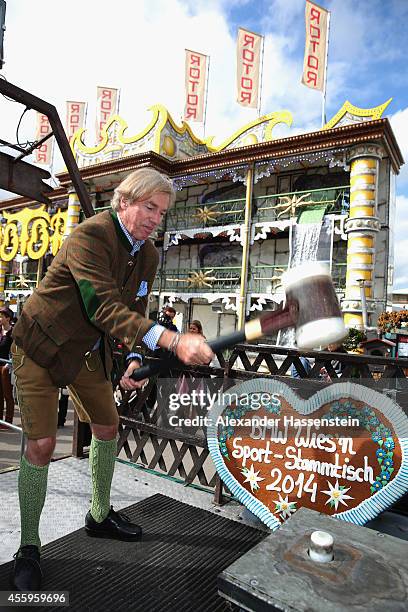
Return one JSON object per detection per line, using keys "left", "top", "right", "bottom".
{"left": 0, "top": 494, "right": 265, "bottom": 611}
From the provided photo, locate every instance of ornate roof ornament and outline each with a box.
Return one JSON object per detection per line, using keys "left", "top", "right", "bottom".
{"left": 322, "top": 99, "right": 392, "bottom": 131}
{"left": 70, "top": 105, "right": 293, "bottom": 166}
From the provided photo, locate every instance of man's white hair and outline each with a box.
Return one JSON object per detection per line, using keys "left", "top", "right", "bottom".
{"left": 111, "top": 168, "right": 176, "bottom": 211}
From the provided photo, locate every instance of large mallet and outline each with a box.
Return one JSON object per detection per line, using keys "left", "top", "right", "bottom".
{"left": 131, "top": 262, "right": 346, "bottom": 381}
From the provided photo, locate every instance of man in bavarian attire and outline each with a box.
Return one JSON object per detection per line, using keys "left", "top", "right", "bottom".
{"left": 10, "top": 168, "right": 213, "bottom": 591}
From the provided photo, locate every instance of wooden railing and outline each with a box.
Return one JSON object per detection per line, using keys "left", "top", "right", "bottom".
{"left": 72, "top": 345, "right": 408, "bottom": 504}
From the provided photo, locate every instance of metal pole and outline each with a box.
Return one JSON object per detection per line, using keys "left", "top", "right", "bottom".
{"left": 359, "top": 279, "right": 368, "bottom": 330}
{"left": 321, "top": 10, "right": 331, "bottom": 128}
{"left": 48, "top": 131, "right": 57, "bottom": 187}
{"left": 0, "top": 420, "right": 23, "bottom": 434}
{"left": 257, "top": 36, "right": 265, "bottom": 118}
{"left": 36, "top": 256, "right": 44, "bottom": 287}
{"left": 203, "top": 55, "right": 210, "bottom": 138}
{"left": 237, "top": 164, "right": 254, "bottom": 329}
{"left": 112, "top": 88, "right": 121, "bottom": 144}
{"left": 187, "top": 297, "right": 193, "bottom": 329}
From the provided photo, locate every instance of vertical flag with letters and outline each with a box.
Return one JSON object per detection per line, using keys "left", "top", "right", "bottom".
{"left": 66, "top": 101, "right": 87, "bottom": 162}
{"left": 301, "top": 0, "right": 329, "bottom": 91}
{"left": 95, "top": 86, "right": 120, "bottom": 142}
{"left": 66, "top": 101, "right": 87, "bottom": 142}
{"left": 236, "top": 27, "right": 262, "bottom": 109}
{"left": 184, "top": 50, "right": 208, "bottom": 122}
{"left": 34, "top": 113, "right": 54, "bottom": 166}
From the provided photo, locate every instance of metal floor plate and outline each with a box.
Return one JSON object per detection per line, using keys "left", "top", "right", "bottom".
{"left": 0, "top": 456, "right": 268, "bottom": 565}
{"left": 0, "top": 493, "right": 266, "bottom": 612}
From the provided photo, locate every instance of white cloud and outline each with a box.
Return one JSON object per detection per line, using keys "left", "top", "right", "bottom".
{"left": 0, "top": 0, "right": 333, "bottom": 157}
{"left": 391, "top": 107, "right": 408, "bottom": 158}
{"left": 1, "top": 0, "right": 390, "bottom": 163}
{"left": 1, "top": 0, "right": 408, "bottom": 297}
{"left": 391, "top": 108, "right": 408, "bottom": 290}
{"left": 393, "top": 195, "right": 408, "bottom": 290}
{"left": 1, "top": 1, "right": 232, "bottom": 147}
{"left": 391, "top": 107, "right": 408, "bottom": 186}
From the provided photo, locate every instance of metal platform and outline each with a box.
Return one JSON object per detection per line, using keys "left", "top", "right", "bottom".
{"left": 0, "top": 456, "right": 268, "bottom": 566}
{"left": 2, "top": 456, "right": 408, "bottom": 611}
{"left": 0, "top": 492, "right": 266, "bottom": 611}
{"left": 219, "top": 507, "right": 408, "bottom": 612}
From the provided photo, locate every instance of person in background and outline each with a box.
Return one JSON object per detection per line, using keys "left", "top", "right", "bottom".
{"left": 189, "top": 320, "right": 206, "bottom": 338}
{"left": 320, "top": 342, "right": 348, "bottom": 380}
{"left": 157, "top": 305, "right": 179, "bottom": 332}
{"left": 0, "top": 306, "right": 15, "bottom": 425}
{"left": 154, "top": 306, "right": 179, "bottom": 360}
{"left": 290, "top": 356, "right": 311, "bottom": 379}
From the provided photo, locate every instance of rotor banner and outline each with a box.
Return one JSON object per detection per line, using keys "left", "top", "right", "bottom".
{"left": 34, "top": 113, "right": 54, "bottom": 166}
{"left": 301, "top": 0, "right": 329, "bottom": 91}
{"left": 184, "top": 49, "right": 208, "bottom": 122}
{"left": 96, "top": 86, "right": 120, "bottom": 142}
{"left": 66, "top": 101, "right": 87, "bottom": 142}
{"left": 236, "top": 27, "right": 262, "bottom": 108}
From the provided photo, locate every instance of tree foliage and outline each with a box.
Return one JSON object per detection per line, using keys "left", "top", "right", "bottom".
{"left": 343, "top": 327, "right": 367, "bottom": 351}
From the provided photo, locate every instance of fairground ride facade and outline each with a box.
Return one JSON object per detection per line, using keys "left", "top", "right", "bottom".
{"left": 0, "top": 99, "right": 403, "bottom": 339}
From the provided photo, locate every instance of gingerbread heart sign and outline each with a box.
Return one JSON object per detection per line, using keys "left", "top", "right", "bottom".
{"left": 207, "top": 379, "right": 408, "bottom": 530}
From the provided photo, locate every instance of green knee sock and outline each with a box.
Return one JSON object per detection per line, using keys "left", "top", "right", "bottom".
{"left": 89, "top": 436, "right": 117, "bottom": 523}
{"left": 18, "top": 455, "right": 49, "bottom": 549}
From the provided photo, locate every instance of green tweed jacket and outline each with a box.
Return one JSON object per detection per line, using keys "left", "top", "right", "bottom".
{"left": 13, "top": 210, "right": 159, "bottom": 387}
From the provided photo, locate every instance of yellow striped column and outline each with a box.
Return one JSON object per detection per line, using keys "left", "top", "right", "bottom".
{"left": 63, "top": 189, "right": 82, "bottom": 240}
{"left": 342, "top": 144, "right": 382, "bottom": 329}
{"left": 0, "top": 258, "right": 8, "bottom": 306}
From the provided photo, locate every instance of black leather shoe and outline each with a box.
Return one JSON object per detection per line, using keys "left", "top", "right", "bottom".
{"left": 11, "top": 545, "right": 42, "bottom": 591}
{"left": 85, "top": 507, "right": 142, "bottom": 541}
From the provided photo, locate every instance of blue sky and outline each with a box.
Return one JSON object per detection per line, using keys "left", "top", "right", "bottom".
{"left": 1, "top": 0, "right": 408, "bottom": 288}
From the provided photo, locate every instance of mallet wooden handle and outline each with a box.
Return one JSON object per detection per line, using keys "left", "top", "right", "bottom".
{"left": 130, "top": 305, "right": 296, "bottom": 381}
